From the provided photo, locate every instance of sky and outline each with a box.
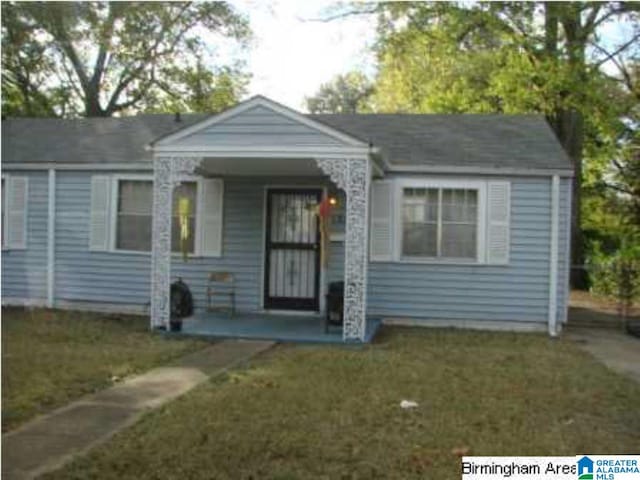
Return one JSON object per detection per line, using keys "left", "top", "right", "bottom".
{"left": 219, "top": 0, "right": 378, "bottom": 111}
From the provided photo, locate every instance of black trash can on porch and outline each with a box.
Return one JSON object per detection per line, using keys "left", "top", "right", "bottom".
{"left": 325, "top": 281, "right": 344, "bottom": 332}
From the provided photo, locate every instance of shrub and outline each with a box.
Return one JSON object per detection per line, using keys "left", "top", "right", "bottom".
{"left": 587, "top": 231, "right": 640, "bottom": 316}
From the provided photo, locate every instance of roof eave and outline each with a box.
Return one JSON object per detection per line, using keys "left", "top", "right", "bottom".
{"left": 385, "top": 164, "right": 574, "bottom": 177}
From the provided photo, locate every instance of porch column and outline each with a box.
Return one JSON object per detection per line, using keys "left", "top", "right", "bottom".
{"left": 316, "top": 157, "right": 371, "bottom": 342}
{"left": 150, "top": 156, "right": 203, "bottom": 329}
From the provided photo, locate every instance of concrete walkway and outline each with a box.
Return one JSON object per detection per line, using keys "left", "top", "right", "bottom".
{"left": 2, "top": 339, "right": 274, "bottom": 480}
{"left": 567, "top": 328, "right": 640, "bottom": 383}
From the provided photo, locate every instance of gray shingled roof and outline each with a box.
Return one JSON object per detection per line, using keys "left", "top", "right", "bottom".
{"left": 2, "top": 112, "right": 572, "bottom": 171}
{"left": 311, "top": 114, "right": 572, "bottom": 171}
{"left": 1, "top": 114, "right": 208, "bottom": 164}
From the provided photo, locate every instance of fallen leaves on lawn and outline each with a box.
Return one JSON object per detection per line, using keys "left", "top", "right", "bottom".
{"left": 451, "top": 446, "right": 471, "bottom": 457}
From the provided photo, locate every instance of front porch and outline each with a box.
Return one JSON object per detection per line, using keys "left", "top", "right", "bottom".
{"left": 149, "top": 96, "right": 375, "bottom": 342}
{"left": 176, "top": 311, "right": 382, "bottom": 344}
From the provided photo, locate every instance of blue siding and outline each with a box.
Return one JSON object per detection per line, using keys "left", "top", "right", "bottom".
{"left": 367, "top": 177, "right": 554, "bottom": 324}
{"left": 174, "top": 106, "right": 345, "bottom": 147}
{"left": 1, "top": 171, "right": 49, "bottom": 301}
{"left": 54, "top": 173, "right": 334, "bottom": 312}
{"left": 5, "top": 169, "right": 570, "bottom": 329}
{"left": 55, "top": 172, "right": 151, "bottom": 306}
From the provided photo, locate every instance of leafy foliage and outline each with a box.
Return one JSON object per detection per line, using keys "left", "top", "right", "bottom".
{"left": 1, "top": 1, "right": 251, "bottom": 117}
{"left": 587, "top": 232, "right": 640, "bottom": 308}
{"left": 305, "top": 71, "right": 374, "bottom": 113}
{"left": 144, "top": 62, "right": 249, "bottom": 114}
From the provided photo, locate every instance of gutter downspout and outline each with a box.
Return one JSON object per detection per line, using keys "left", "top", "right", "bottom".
{"left": 548, "top": 175, "right": 560, "bottom": 336}
{"left": 47, "top": 169, "right": 56, "bottom": 308}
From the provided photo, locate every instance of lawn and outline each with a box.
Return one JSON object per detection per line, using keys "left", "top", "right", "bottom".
{"left": 2, "top": 307, "right": 208, "bottom": 432}
{"left": 45, "top": 327, "right": 640, "bottom": 480}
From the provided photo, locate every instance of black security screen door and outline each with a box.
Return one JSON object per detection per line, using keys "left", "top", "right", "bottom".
{"left": 264, "top": 188, "right": 322, "bottom": 310}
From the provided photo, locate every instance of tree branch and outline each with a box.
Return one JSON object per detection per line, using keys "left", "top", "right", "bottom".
{"left": 103, "top": 3, "right": 194, "bottom": 113}
{"left": 582, "top": 3, "right": 603, "bottom": 36}
{"left": 299, "top": 5, "right": 378, "bottom": 23}
{"left": 592, "top": 33, "right": 640, "bottom": 68}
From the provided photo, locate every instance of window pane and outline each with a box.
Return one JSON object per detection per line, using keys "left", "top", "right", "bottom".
{"left": 116, "top": 180, "right": 152, "bottom": 251}
{"left": 172, "top": 217, "right": 196, "bottom": 253}
{"left": 117, "top": 214, "right": 152, "bottom": 251}
{"left": 172, "top": 182, "right": 197, "bottom": 253}
{"left": 403, "top": 223, "right": 437, "bottom": 256}
{"left": 119, "top": 180, "right": 152, "bottom": 214}
{"left": 441, "top": 188, "right": 477, "bottom": 258}
{"left": 442, "top": 223, "right": 476, "bottom": 258}
{"left": 402, "top": 187, "right": 438, "bottom": 257}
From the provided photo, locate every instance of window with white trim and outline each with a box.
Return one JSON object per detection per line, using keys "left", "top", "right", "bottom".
{"left": 402, "top": 187, "right": 479, "bottom": 260}
{"left": 114, "top": 179, "right": 197, "bottom": 253}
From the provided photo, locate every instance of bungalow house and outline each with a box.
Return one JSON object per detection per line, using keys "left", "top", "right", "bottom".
{"left": 1, "top": 95, "right": 573, "bottom": 342}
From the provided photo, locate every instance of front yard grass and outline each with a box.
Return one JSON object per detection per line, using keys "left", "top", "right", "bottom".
{"left": 45, "top": 327, "right": 640, "bottom": 480}
{"left": 2, "top": 307, "right": 208, "bottom": 432}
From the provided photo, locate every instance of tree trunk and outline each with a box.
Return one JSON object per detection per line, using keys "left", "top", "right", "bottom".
{"left": 552, "top": 110, "right": 587, "bottom": 288}
{"left": 84, "top": 94, "right": 106, "bottom": 117}
{"left": 544, "top": 2, "right": 558, "bottom": 56}
{"left": 556, "top": 3, "right": 588, "bottom": 289}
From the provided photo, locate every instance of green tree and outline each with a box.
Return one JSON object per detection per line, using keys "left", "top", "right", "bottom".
{"left": 1, "top": 1, "right": 250, "bottom": 117}
{"left": 370, "top": 1, "right": 639, "bottom": 286}
{"left": 144, "top": 60, "right": 250, "bottom": 114}
{"left": 305, "top": 72, "right": 374, "bottom": 113}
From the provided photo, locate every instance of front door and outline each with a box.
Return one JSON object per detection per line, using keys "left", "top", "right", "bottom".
{"left": 264, "top": 188, "right": 321, "bottom": 310}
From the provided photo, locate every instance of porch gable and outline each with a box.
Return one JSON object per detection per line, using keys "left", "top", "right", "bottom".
{"left": 152, "top": 96, "right": 368, "bottom": 152}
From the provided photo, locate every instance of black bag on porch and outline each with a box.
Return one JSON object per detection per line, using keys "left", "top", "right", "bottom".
{"left": 170, "top": 278, "right": 193, "bottom": 331}
{"left": 326, "top": 281, "right": 344, "bottom": 327}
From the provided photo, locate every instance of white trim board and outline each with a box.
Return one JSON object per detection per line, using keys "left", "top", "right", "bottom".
{"left": 47, "top": 169, "right": 56, "bottom": 307}
{"left": 51, "top": 300, "right": 149, "bottom": 315}
{"left": 382, "top": 317, "right": 547, "bottom": 333}
{"left": 548, "top": 175, "right": 560, "bottom": 336}
{"left": 1, "top": 297, "right": 48, "bottom": 308}
{"left": 151, "top": 95, "right": 368, "bottom": 148}
{"left": 3, "top": 163, "right": 152, "bottom": 171}
{"left": 152, "top": 146, "right": 372, "bottom": 156}
{"left": 386, "top": 164, "right": 574, "bottom": 178}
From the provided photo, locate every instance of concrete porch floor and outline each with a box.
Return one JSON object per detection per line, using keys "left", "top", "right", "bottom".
{"left": 172, "top": 311, "right": 382, "bottom": 344}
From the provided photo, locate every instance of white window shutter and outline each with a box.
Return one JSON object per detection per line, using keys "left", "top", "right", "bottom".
{"left": 370, "top": 180, "right": 394, "bottom": 261}
{"left": 89, "top": 176, "right": 111, "bottom": 251}
{"left": 6, "top": 176, "right": 28, "bottom": 249}
{"left": 200, "top": 179, "right": 223, "bottom": 257}
{"left": 486, "top": 181, "right": 510, "bottom": 264}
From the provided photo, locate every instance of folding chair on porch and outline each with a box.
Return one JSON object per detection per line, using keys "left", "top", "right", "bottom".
{"left": 207, "top": 272, "right": 235, "bottom": 317}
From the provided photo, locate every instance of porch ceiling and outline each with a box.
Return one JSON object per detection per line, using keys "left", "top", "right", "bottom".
{"left": 195, "top": 157, "right": 325, "bottom": 176}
